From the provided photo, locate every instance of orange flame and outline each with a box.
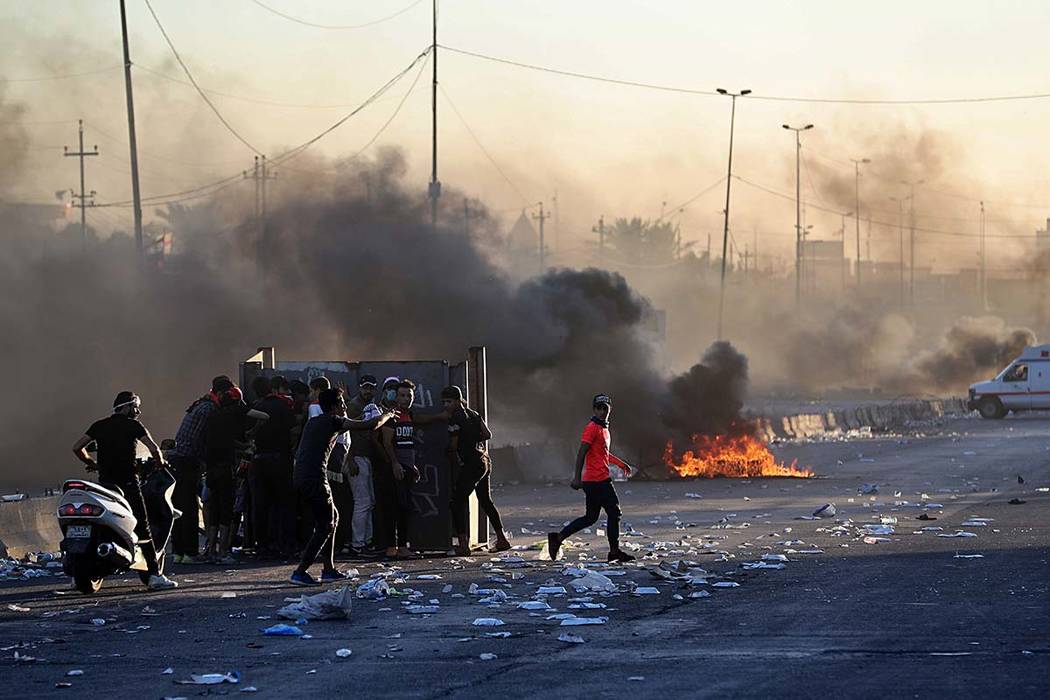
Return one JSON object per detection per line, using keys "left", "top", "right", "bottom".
{"left": 663, "top": 431, "right": 813, "bottom": 479}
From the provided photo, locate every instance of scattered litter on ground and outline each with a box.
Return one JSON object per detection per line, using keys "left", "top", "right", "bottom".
{"left": 558, "top": 633, "right": 585, "bottom": 644}
{"left": 277, "top": 586, "right": 353, "bottom": 621}
{"left": 712, "top": 581, "right": 740, "bottom": 588}
{"left": 1008, "top": 498, "right": 1026, "bottom": 505}
{"left": 812, "top": 504, "right": 836, "bottom": 518}
{"left": 937, "top": 531, "right": 978, "bottom": 538}
{"left": 262, "top": 624, "right": 304, "bottom": 637}
{"left": 175, "top": 671, "right": 241, "bottom": 685}
{"left": 633, "top": 587, "right": 660, "bottom": 595}
{"left": 356, "top": 579, "right": 392, "bottom": 600}
{"left": 560, "top": 616, "right": 608, "bottom": 626}
{"left": 65, "top": 669, "right": 83, "bottom": 676}
{"left": 472, "top": 618, "right": 505, "bottom": 626}
{"left": 954, "top": 554, "right": 984, "bottom": 559}
{"left": 568, "top": 571, "right": 617, "bottom": 593}
{"left": 335, "top": 648, "right": 352, "bottom": 658}
{"left": 479, "top": 653, "right": 497, "bottom": 660}
{"left": 162, "top": 668, "right": 174, "bottom": 675}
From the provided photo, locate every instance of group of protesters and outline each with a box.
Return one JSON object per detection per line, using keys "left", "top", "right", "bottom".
{"left": 163, "top": 373, "right": 510, "bottom": 585}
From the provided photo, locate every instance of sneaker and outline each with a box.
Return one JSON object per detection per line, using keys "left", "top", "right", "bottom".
{"left": 345, "top": 547, "right": 382, "bottom": 560}
{"left": 289, "top": 571, "right": 321, "bottom": 587}
{"left": 547, "top": 532, "right": 562, "bottom": 561}
{"left": 147, "top": 574, "right": 178, "bottom": 590}
{"left": 320, "top": 568, "right": 350, "bottom": 582}
{"left": 607, "top": 550, "right": 636, "bottom": 563}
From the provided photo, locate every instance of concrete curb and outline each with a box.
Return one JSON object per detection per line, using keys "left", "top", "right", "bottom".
{"left": 751, "top": 398, "right": 969, "bottom": 442}
{"left": 0, "top": 495, "right": 61, "bottom": 559}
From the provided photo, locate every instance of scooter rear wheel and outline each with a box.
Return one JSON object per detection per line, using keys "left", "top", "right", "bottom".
{"left": 70, "top": 556, "right": 104, "bottom": 594}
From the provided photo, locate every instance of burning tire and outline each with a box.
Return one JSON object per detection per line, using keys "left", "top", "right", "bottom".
{"left": 977, "top": 397, "right": 1006, "bottom": 420}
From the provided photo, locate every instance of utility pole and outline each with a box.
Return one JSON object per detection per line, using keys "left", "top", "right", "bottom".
{"left": 890, "top": 195, "right": 909, "bottom": 310}
{"left": 64, "top": 119, "right": 99, "bottom": 249}
{"left": 592, "top": 215, "right": 605, "bottom": 261}
{"left": 716, "top": 88, "right": 750, "bottom": 340}
{"left": 119, "top": 0, "right": 144, "bottom": 262}
{"left": 428, "top": 0, "right": 440, "bottom": 229}
{"left": 533, "top": 201, "right": 550, "bottom": 273}
{"left": 243, "top": 156, "right": 277, "bottom": 234}
{"left": 552, "top": 189, "right": 559, "bottom": 254}
{"left": 850, "top": 158, "right": 870, "bottom": 291}
{"left": 902, "top": 178, "right": 924, "bottom": 307}
{"left": 783, "top": 123, "right": 813, "bottom": 312}
{"left": 979, "top": 200, "right": 987, "bottom": 310}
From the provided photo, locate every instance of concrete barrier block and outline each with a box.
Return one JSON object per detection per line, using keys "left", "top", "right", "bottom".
{"left": 0, "top": 496, "right": 61, "bottom": 559}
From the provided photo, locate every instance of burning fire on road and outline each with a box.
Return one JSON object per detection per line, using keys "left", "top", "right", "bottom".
{"left": 663, "top": 424, "right": 813, "bottom": 479}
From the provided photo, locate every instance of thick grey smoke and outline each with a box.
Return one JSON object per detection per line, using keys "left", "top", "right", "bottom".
{"left": 914, "top": 316, "right": 1035, "bottom": 391}
{"left": 0, "top": 147, "right": 749, "bottom": 489}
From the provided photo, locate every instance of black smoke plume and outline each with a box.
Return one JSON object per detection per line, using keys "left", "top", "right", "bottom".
{"left": 0, "top": 148, "right": 748, "bottom": 489}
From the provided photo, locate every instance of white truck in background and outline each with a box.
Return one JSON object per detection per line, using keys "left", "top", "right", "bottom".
{"left": 968, "top": 344, "right": 1050, "bottom": 419}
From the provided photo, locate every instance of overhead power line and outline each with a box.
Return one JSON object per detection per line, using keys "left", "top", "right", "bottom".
{"left": 95, "top": 47, "right": 431, "bottom": 208}
{"left": 441, "top": 44, "right": 1050, "bottom": 105}
{"left": 657, "top": 177, "right": 727, "bottom": 221}
{"left": 143, "top": 0, "right": 262, "bottom": 155}
{"left": 0, "top": 66, "right": 122, "bottom": 83}
{"left": 734, "top": 174, "right": 1037, "bottom": 239}
{"left": 248, "top": 0, "right": 425, "bottom": 29}
{"left": 439, "top": 83, "right": 530, "bottom": 206}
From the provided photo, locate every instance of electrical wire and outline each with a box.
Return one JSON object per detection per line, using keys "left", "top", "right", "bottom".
{"left": 143, "top": 0, "right": 262, "bottom": 155}
{"left": 734, "top": 174, "right": 1036, "bottom": 239}
{"left": 248, "top": 0, "right": 425, "bottom": 29}
{"left": 656, "top": 177, "right": 727, "bottom": 221}
{"left": 441, "top": 44, "right": 1050, "bottom": 105}
{"left": 134, "top": 63, "right": 372, "bottom": 109}
{"left": 94, "top": 48, "right": 430, "bottom": 208}
{"left": 439, "top": 83, "right": 531, "bottom": 206}
{"left": 0, "top": 66, "right": 122, "bottom": 83}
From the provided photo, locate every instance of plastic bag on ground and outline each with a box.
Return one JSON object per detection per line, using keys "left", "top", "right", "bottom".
{"left": 356, "top": 578, "right": 392, "bottom": 600}
{"left": 262, "top": 624, "right": 304, "bottom": 636}
{"left": 175, "top": 671, "right": 241, "bottom": 685}
{"left": 568, "top": 571, "right": 617, "bottom": 593}
{"left": 278, "top": 585, "right": 353, "bottom": 621}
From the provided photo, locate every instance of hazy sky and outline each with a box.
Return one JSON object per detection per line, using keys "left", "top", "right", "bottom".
{"left": 5, "top": 0, "right": 1050, "bottom": 271}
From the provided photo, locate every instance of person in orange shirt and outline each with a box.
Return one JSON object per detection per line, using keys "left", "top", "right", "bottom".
{"left": 548, "top": 394, "right": 635, "bottom": 563}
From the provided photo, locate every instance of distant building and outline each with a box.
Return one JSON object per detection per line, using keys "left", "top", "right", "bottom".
{"left": 801, "top": 239, "right": 847, "bottom": 294}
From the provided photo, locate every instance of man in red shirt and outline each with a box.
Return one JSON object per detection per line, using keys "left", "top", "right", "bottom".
{"left": 548, "top": 394, "right": 636, "bottom": 563}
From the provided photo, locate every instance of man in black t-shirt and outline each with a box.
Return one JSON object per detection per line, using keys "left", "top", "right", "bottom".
{"left": 441, "top": 386, "right": 511, "bottom": 556}
{"left": 251, "top": 376, "right": 298, "bottom": 556}
{"left": 202, "top": 386, "right": 269, "bottom": 562}
{"left": 72, "top": 391, "right": 178, "bottom": 591}
{"left": 290, "top": 388, "right": 394, "bottom": 586}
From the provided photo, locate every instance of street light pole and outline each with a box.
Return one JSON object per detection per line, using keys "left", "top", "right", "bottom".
{"left": 715, "top": 88, "right": 750, "bottom": 341}
{"left": 849, "top": 158, "right": 870, "bottom": 291}
{"left": 890, "top": 194, "right": 912, "bottom": 311}
{"left": 783, "top": 123, "right": 813, "bottom": 312}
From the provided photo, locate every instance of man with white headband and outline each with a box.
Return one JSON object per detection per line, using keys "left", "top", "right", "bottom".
{"left": 72, "top": 391, "right": 178, "bottom": 590}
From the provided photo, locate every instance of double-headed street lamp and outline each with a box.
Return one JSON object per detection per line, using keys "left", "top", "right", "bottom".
{"left": 783, "top": 123, "right": 813, "bottom": 311}
{"left": 715, "top": 88, "right": 750, "bottom": 341}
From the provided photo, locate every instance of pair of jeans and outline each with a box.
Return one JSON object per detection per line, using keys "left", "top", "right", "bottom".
{"left": 295, "top": 477, "right": 338, "bottom": 573}
{"left": 451, "top": 455, "right": 503, "bottom": 535}
{"left": 169, "top": 455, "right": 201, "bottom": 557}
{"left": 348, "top": 456, "right": 375, "bottom": 549}
{"left": 558, "top": 479, "right": 621, "bottom": 551}
{"left": 250, "top": 453, "right": 296, "bottom": 555}
{"left": 204, "top": 460, "right": 235, "bottom": 527}
{"left": 327, "top": 444, "right": 353, "bottom": 552}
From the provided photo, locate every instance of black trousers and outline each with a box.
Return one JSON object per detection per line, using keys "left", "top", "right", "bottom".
{"left": 373, "top": 459, "right": 412, "bottom": 549}
{"left": 106, "top": 476, "right": 160, "bottom": 575}
{"left": 328, "top": 444, "right": 353, "bottom": 551}
{"left": 451, "top": 456, "right": 503, "bottom": 535}
{"left": 250, "top": 453, "right": 296, "bottom": 555}
{"left": 559, "top": 479, "right": 621, "bottom": 551}
{"left": 295, "top": 477, "right": 338, "bottom": 572}
{"left": 170, "top": 455, "right": 201, "bottom": 557}
{"left": 205, "top": 459, "right": 235, "bottom": 527}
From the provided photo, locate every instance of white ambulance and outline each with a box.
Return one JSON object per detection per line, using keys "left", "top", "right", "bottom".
{"left": 968, "top": 344, "right": 1050, "bottom": 419}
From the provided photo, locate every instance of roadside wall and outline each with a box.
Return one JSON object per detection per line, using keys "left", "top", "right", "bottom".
{"left": 751, "top": 398, "right": 968, "bottom": 442}
{"left": 0, "top": 496, "right": 61, "bottom": 558}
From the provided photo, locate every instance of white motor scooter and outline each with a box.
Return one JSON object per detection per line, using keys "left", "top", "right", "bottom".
{"left": 58, "top": 461, "right": 180, "bottom": 594}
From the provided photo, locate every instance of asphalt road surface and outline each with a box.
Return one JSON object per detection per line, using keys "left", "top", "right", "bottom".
{"left": 1, "top": 414, "right": 1048, "bottom": 699}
